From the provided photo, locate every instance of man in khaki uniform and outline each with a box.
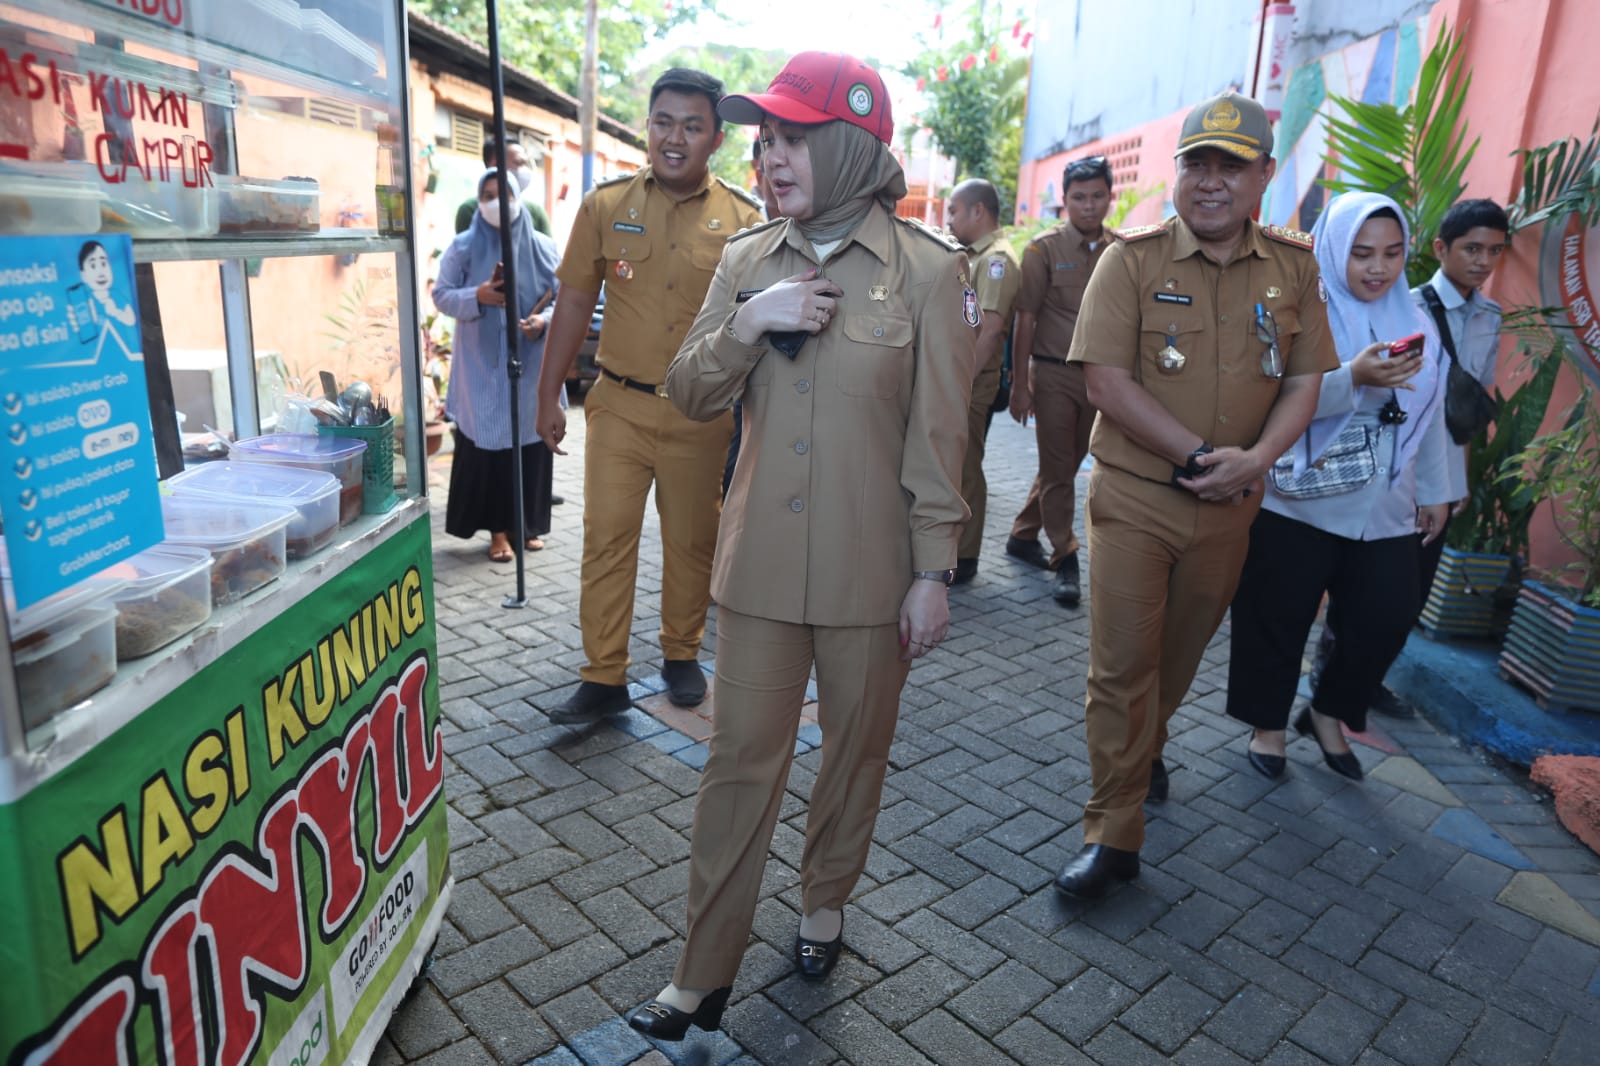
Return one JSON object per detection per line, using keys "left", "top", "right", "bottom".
{"left": 944, "top": 178, "right": 1020, "bottom": 584}
{"left": 537, "top": 68, "right": 763, "bottom": 723}
{"left": 1054, "top": 91, "right": 1338, "bottom": 899}
{"left": 1006, "top": 156, "right": 1118, "bottom": 605}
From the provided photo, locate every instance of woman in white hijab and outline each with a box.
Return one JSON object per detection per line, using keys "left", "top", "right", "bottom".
{"left": 1226, "top": 191, "right": 1450, "bottom": 781}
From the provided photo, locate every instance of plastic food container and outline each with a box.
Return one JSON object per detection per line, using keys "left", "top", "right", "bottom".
{"left": 4, "top": 571, "right": 127, "bottom": 730}
{"left": 215, "top": 176, "right": 320, "bottom": 235}
{"left": 168, "top": 462, "right": 340, "bottom": 558}
{"left": 103, "top": 546, "right": 214, "bottom": 659}
{"left": 14, "top": 606, "right": 119, "bottom": 730}
{"left": 230, "top": 434, "right": 367, "bottom": 526}
{"left": 102, "top": 180, "right": 218, "bottom": 240}
{"left": 0, "top": 171, "right": 104, "bottom": 236}
{"left": 160, "top": 497, "right": 295, "bottom": 606}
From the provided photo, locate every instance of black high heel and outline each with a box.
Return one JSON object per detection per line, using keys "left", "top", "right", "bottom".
{"left": 1294, "top": 708, "right": 1363, "bottom": 781}
{"left": 626, "top": 986, "right": 732, "bottom": 1041}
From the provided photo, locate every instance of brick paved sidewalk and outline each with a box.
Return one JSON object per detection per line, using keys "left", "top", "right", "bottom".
{"left": 378, "top": 406, "right": 1600, "bottom": 1066}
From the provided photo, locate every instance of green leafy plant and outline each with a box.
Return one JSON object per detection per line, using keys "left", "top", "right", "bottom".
{"left": 1321, "top": 17, "right": 1478, "bottom": 285}
{"left": 1499, "top": 373, "right": 1600, "bottom": 605}
{"left": 1446, "top": 310, "right": 1566, "bottom": 558}
{"left": 1508, "top": 118, "right": 1600, "bottom": 230}
{"left": 316, "top": 272, "right": 402, "bottom": 405}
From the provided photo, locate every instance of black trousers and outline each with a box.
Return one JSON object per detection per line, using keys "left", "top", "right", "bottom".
{"left": 1227, "top": 509, "right": 1420, "bottom": 734}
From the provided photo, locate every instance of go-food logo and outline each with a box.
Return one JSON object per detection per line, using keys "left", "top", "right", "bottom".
{"left": 847, "top": 83, "right": 873, "bottom": 117}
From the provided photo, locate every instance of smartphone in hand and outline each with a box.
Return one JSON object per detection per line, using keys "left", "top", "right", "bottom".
{"left": 1388, "top": 332, "right": 1425, "bottom": 359}
{"left": 491, "top": 261, "right": 505, "bottom": 291}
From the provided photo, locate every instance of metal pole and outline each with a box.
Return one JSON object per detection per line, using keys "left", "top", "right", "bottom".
{"left": 486, "top": 0, "right": 528, "bottom": 608}
{"left": 581, "top": 0, "right": 598, "bottom": 193}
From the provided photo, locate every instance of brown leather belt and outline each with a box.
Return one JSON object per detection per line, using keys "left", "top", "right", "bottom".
{"left": 599, "top": 365, "right": 668, "bottom": 397}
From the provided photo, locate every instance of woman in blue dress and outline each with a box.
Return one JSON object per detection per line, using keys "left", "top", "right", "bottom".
{"left": 432, "top": 169, "right": 562, "bottom": 561}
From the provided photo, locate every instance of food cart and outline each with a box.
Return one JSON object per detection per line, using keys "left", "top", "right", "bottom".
{"left": 0, "top": 2, "right": 449, "bottom": 1062}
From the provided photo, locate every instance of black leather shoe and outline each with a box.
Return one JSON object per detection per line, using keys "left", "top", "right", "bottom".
{"left": 626, "top": 986, "right": 732, "bottom": 1041}
{"left": 1148, "top": 758, "right": 1169, "bottom": 803}
{"left": 1369, "top": 685, "right": 1416, "bottom": 719}
{"left": 1294, "top": 708, "right": 1364, "bottom": 780}
{"left": 794, "top": 926, "right": 844, "bottom": 983}
{"left": 1247, "top": 746, "right": 1287, "bottom": 780}
{"left": 548, "top": 681, "right": 630, "bottom": 724}
{"left": 1053, "top": 844, "right": 1139, "bottom": 900}
{"left": 1005, "top": 535, "right": 1050, "bottom": 570}
{"left": 1052, "top": 552, "right": 1081, "bottom": 606}
{"left": 662, "top": 659, "right": 708, "bottom": 707}
{"left": 952, "top": 557, "right": 979, "bottom": 585}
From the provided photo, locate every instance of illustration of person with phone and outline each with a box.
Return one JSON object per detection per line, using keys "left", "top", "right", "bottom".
{"left": 431, "top": 168, "right": 562, "bottom": 563}
{"left": 66, "top": 239, "right": 137, "bottom": 344}
{"left": 1226, "top": 191, "right": 1450, "bottom": 783}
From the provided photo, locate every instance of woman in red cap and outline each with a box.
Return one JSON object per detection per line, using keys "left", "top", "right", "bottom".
{"left": 628, "top": 53, "right": 977, "bottom": 1039}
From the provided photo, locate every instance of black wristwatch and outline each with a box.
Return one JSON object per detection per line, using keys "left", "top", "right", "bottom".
{"left": 912, "top": 569, "right": 957, "bottom": 587}
{"left": 1172, "top": 442, "right": 1213, "bottom": 486}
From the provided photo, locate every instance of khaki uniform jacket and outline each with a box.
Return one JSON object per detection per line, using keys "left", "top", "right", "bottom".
{"left": 557, "top": 167, "right": 763, "bottom": 381}
{"left": 966, "top": 230, "right": 1021, "bottom": 362}
{"left": 665, "top": 204, "right": 977, "bottom": 627}
{"left": 1069, "top": 216, "right": 1338, "bottom": 483}
{"left": 1018, "top": 223, "right": 1119, "bottom": 358}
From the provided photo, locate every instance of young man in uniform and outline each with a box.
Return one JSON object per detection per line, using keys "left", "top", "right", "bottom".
{"left": 536, "top": 69, "right": 763, "bottom": 723}
{"left": 945, "top": 178, "right": 1021, "bottom": 584}
{"left": 1054, "top": 91, "right": 1338, "bottom": 898}
{"left": 1006, "top": 156, "right": 1117, "bottom": 605}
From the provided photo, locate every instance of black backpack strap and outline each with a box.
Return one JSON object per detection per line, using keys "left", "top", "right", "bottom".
{"left": 1419, "top": 283, "right": 1461, "bottom": 367}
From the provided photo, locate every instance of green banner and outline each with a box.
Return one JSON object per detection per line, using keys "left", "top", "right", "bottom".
{"left": 1, "top": 515, "right": 449, "bottom": 1066}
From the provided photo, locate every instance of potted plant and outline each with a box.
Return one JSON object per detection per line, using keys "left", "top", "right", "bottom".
{"left": 1424, "top": 323, "right": 1562, "bottom": 638}
{"left": 1497, "top": 376, "right": 1600, "bottom": 710}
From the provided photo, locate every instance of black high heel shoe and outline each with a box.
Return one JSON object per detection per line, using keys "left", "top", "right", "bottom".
{"left": 626, "top": 986, "right": 732, "bottom": 1041}
{"left": 1294, "top": 708, "right": 1363, "bottom": 781}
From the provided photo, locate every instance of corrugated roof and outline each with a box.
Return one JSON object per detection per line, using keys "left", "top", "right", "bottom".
{"left": 407, "top": 9, "right": 644, "bottom": 149}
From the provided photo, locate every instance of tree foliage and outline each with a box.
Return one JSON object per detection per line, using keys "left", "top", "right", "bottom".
{"left": 409, "top": 0, "right": 713, "bottom": 129}
{"left": 904, "top": 4, "right": 1029, "bottom": 213}
{"left": 1321, "top": 17, "right": 1477, "bottom": 286}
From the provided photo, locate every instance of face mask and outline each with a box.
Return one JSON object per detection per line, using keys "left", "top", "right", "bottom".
{"left": 512, "top": 166, "right": 535, "bottom": 193}
{"left": 480, "top": 197, "right": 516, "bottom": 227}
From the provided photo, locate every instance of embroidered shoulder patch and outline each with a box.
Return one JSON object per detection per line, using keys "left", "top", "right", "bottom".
{"left": 988, "top": 255, "right": 1007, "bottom": 279}
{"left": 1265, "top": 224, "right": 1314, "bottom": 250}
{"left": 1116, "top": 224, "right": 1165, "bottom": 242}
{"left": 963, "top": 287, "right": 980, "bottom": 327}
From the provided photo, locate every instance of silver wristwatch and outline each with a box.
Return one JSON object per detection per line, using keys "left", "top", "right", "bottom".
{"left": 912, "top": 569, "right": 957, "bottom": 587}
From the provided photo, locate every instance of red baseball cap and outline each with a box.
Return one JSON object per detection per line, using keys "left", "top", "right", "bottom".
{"left": 719, "top": 52, "right": 894, "bottom": 144}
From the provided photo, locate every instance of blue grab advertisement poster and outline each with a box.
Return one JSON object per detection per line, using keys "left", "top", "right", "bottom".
{"left": 0, "top": 234, "right": 161, "bottom": 610}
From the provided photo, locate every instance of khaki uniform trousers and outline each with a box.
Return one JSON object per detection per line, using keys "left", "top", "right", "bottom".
{"left": 957, "top": 349, "right": 1005, "bottom": 559}
{"left": 580, "top": 376, "right": 733, "bottom": 685}
{"left": 674, "top": 606, "right": 909, "bottom": 989}
{"left": 1011, "top": 359, "right": 1095, "bottom": 566}
{"left": 1082, "top": 465, "right": 1260, "bottom": 851}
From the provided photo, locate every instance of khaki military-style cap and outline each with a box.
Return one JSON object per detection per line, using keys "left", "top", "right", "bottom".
{"left": 1174, "top": 90, "right": 1274, "bottom": 162}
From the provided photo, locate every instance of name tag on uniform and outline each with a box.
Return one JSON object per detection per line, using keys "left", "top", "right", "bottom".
{"left": 1055, "top": 262, "right": 1077, "bottom": 270}
{"left": 735, "top": 288, "right": 765, "bottom": 303}
{"left": 1154, "top": 292, "right": 1193, "bottom": 305}
{"left": 612, "top": 222, "right": 646, "bottom": 234}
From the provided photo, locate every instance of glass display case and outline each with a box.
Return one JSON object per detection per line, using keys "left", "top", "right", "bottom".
{"left": 0, "top": 3, "right": 450, "bottom": 1063}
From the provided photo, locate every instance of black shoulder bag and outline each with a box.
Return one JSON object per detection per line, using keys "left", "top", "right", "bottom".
{"left": 1420, "top": 283, "right": 1499, "bottom": 445}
